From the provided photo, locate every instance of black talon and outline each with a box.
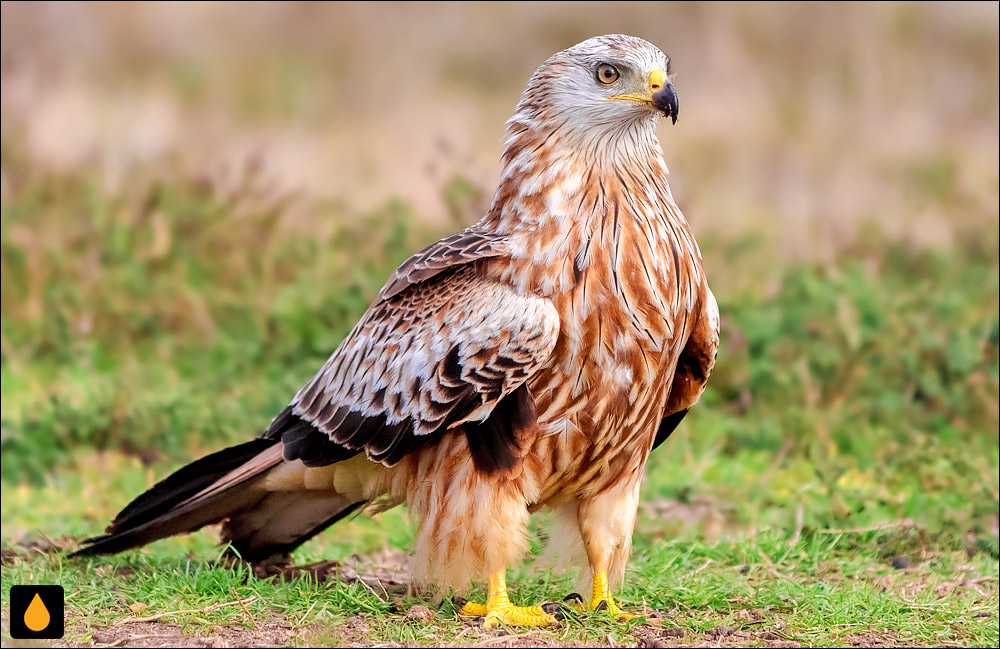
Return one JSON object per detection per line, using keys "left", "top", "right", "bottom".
{"left": 475, "top": 616, "right": 487, "bottom": 628}
{"left": 563, "top": 592, "right": 584, "bottom": 604}
{"left": 453, "top": 596, "right": 468, "bottom": 610}
{"left": 542, "top": 602, "right": 571, "bottom": 617}
{"left": 595, "top": 599, "right": 609, "bottom": 612}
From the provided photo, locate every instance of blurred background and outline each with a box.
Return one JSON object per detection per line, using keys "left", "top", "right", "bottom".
{"left": 1, "top": 2, "right": 997, "bottom": 554}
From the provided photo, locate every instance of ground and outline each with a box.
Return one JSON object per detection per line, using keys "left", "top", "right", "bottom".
{"left": 1, "top": 2, "right": 998, "bottom": 647}
{"left": 1, "top": 519, "right": 997, "bottom": 647}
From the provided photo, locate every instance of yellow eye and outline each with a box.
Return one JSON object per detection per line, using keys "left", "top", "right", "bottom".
{"left": 596, "top": 63, "right": 619, "bottom": 85}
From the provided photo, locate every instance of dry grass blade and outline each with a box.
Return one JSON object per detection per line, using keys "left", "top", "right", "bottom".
{"left": 118, "top": 594, "right": 258, "bottom": 624}
{"left": 816, "top": 521, "right": 910, "bottom": 535}
{"left": 788, "top": 504, "right": 804, "bottom": 546}
{"left": 757, "top": 549, "right": 794, "bottom": 581}
{"left": 232, "top": 587, "right": 257, "bottom": 629}
{"left": 296, "top": 600, "right": 318, "bottom": 627}
{"left": 682, "top": 558, "right": 713, "bottom": 580}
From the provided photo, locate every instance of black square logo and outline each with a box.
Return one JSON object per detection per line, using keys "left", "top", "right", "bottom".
{"left": 9, "top": 585, "right": 65, "bottom": 639}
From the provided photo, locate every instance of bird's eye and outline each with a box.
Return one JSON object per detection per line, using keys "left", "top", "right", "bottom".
{"left": 595, "top": 63, "right": 619, "bottom": 85}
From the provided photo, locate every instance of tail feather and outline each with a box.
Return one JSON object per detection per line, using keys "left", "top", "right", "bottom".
{"left": 223, "top": 493, "right": 364, "bottom": 561}
{"left": 73, "top": 435, "right": 369, "bottom": 561}
{"left": 75, "top": 485, "right": 270, "bottom": 556}
{"left": 109, "top": 438, "right": 277, "bottom": 533}
{"left": 73, "top": 439, "right": 283, "bottom": 557}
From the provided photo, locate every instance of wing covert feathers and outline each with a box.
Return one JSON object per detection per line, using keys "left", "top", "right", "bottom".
{"left": 377, "top": 228, "right": 511, "bottom": 300}
{"left": 279, "top": 262, "right": 559, "bottom": 473}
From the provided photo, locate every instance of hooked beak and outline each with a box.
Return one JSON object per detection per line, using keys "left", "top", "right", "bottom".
{"left": 607, "top": 69, "right": 679, "bottom": 125}
{"left": 653, "top": 83, "right": 679, "bottom": 125}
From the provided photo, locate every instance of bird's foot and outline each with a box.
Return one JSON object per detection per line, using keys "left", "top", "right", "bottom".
{"left": 455, "top": 571, "right": 564, "bottom": 628}
{"left": 587, "top": 571, "right": 637, "bottom": 621}
{"left": 561, "top": 592, "right": 633, "bottom": 620}
{"left": 454, "top": 597, "right": 563, "bottom": 627}
{"left": 591, "top": 596, "right": 633, "bottom": 621}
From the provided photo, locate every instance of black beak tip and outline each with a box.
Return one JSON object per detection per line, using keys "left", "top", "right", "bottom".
{"left": 653, "top": 85, "right": 679, "bottom": 125}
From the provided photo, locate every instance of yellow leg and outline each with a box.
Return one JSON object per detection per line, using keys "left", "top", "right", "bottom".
{"left": 576, "top": 484, "right": 643, "bottom": 621}
{"left": 590, "top": 571, "right": 632, "bottom": 620}
{"left": 455, "top": 571, "right": 561, "bottom": 627}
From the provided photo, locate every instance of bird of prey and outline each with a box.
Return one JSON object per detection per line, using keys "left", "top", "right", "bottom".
{"left": 74, "top": 34, "right": 719, "bottom": 628}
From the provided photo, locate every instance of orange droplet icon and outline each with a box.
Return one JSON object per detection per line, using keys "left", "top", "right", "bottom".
{"left": 24, "top": 592, "right": 51, "bottom": 632}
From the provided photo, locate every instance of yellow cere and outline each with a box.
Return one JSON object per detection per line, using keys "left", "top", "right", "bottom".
{"left": 648, "top": 68, "right": 666, "bottom": 93}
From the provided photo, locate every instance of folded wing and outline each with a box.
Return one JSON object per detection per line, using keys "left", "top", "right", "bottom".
{"left": 269, "top": 258, "right": 559, "bottom": 475}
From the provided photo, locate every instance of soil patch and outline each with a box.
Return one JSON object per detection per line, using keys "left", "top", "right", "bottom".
{"left": 54, "top": 621, "right": 293, "bottom": 648}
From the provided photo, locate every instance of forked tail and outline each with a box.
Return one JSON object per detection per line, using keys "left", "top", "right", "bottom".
{"left": 72, "top": 437, "right": 363, "bottom": 562}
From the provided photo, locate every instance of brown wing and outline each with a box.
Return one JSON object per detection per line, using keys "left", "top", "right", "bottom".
{"left": 378, "top": 227, "right": 511, "bottom": 300}
{"left": 653, "top": 287, "right": 719, "bottom": 450}
{"left": 267, "top": 259, "right": 559, "bottom": 475}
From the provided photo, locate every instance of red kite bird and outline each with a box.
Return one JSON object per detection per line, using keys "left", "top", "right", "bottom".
{"left": 75, "top": 34, "right": 719, "bottom": 627}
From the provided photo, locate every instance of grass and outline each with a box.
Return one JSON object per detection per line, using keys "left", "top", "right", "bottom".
{"left": 2, "top": 509, "right": 997, "bottom": 646}
{"left": 2, "top": 2, "right": 998, "bottom": 647}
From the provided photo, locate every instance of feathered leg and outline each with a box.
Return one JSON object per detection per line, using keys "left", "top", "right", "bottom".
{"left": 402, "top": 435, "right": 560, "bottom": 627}
{"left": 577, "top": 479, "right": 643, "bottom": 619}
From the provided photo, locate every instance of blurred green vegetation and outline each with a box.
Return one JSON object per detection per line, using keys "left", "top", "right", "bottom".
{"left": 1, "top": 173, "right": 435, "bottom": 481}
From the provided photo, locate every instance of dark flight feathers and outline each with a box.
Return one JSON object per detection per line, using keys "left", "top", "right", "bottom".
{"left": 72, "top": 438, "right": 280, "bottom": 556}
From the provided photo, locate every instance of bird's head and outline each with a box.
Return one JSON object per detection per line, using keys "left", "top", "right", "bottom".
{"left": 514, "top": 35, "right": 678, "bottom": 138}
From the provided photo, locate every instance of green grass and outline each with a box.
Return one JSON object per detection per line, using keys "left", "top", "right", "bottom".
{"left": 3, "top": 504, "right": 996, "bottom": 647}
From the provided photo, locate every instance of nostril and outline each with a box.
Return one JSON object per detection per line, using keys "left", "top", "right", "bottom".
{"left": 651, "top": 83, "right": 661, "bottom": 90}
